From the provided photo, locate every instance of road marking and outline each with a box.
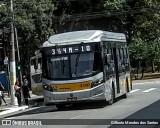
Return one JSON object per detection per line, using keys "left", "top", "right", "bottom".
{"left": 142, "top": 88, "right": 157, "bottom": 93}
{"left": 70, "top": 115, "right": 82, "bottom": 119}
{"left": 129, "top": 89, "right": 141, "bottom": 93}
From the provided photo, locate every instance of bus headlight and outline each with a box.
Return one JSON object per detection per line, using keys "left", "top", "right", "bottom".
{"left": 43, "top": 84, "right": 47, "bottom": 89}
{"left": 43, "top": 84, "right": 53, "bottom": 91}
{"left": 91, "top": 78, "right": 104, "bottom": 88}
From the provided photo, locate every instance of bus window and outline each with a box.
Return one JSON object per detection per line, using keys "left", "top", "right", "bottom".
{"left": 107, "top": 48, "right": 114, "bottom": 64}
{"left": 122, "top": 48, "right": 125, "bottom": 60}
{"left": 116, "top": 48, "right": 123, "bottom": 73}
{"left": 120, "top": 48, "right": 125, "bottom": 72}
{"left": 118, "top": 48, "right": 121, "bottom": 60}
{"left": 120, "top": 48, "right": 123, "bottom": 60}
{"left": 124, "top": 48, "right": 130, "bottom": 71}
{"left": 116, "top": 48, "right": 120, "bottom": 60}
{"left": 110, "top": 48, "right": 114, "bottom": 61}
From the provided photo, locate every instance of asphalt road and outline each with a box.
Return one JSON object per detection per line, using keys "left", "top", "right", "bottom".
{"left": 1, "top": 79, "right": 160, "bottom": 128}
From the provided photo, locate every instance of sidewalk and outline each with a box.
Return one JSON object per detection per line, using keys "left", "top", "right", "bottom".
{"left": 132, "top": 72, "right": 160, "bottom": 80}
{"left": 0, "top": 92, "right": 43, "bottom": 117}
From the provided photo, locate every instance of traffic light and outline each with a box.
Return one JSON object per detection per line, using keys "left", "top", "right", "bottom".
{"left": 17, "top": 65, "right": 21, "bottom": 71}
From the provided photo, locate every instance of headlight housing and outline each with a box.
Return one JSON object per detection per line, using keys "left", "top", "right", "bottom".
{"left": 43, "top": 83, "right": 53, "bottom": 91}
{"left": 91, "top": 78, "right": 104, "bottom": 88}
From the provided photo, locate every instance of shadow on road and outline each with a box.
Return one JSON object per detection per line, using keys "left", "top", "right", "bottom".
{"left": 3, "top": 99, "right": 160, "bottom": 127}
{"left": 109, "top": 99, "right": 160, "bottom": 128}
{"left": 3, "top": 101, "right": 108, "bottom": 118}
{"left": 2, "top": 99, "right": 160, "bottom": 128}
{"left": 3, "top": 96, "right": 125, "bottom": 119}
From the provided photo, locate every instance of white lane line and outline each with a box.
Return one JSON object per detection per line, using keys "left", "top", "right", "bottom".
{"left": 129, "top": 89, "right": 141, "bottom": 93}
{"left": 142, "top": 88, "right": 157, "bottom": 93}
{"left": 70, "top": 115, "right": 82, "bottom": 119}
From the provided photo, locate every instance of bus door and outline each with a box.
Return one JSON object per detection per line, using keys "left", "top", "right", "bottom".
{"left": 113, "top": 48, "right": 120, "bottom": 93}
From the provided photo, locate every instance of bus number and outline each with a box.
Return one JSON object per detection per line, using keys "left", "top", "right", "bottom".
{"left": 52, "top": 49, "right": 55, "bottom": 55}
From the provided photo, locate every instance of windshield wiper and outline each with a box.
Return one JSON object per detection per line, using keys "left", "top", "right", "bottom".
{"left": 74, "top": 42, "right": 83, "bottom": 76}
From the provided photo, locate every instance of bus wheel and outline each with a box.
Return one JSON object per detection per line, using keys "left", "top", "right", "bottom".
{"left": 56, "top": 104, "right": 66, "bottom": 110}
{"left": 108, "top": 85, "right": 115, "bottom": 105}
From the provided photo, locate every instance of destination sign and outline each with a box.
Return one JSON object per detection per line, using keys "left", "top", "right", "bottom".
{"left": 51, "top": 45, "right": 92, "bottom": 55}
{"left": 42, "top": 43, "right": 96, "bottom": 56}
{"left": 42, "top": 43, "right": 98, "bottom": 55}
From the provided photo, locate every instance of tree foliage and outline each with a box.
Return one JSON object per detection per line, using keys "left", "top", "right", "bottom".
{"left": 0, "top": 0, "right": 160, "bottom": 73}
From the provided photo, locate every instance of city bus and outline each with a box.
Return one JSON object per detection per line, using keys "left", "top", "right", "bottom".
{"left": 41, "top": 30, "right": 132, "bottom": 109}
{"left": 30, "top": 50, "right": 43, "bottom": 95}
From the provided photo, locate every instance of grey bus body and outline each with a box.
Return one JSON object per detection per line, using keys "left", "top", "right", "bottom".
{"left": 41, "top": 30, "right": 132, "bottom": 108}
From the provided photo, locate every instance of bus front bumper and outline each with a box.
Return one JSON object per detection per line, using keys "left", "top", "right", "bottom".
{"left": 43, "top": 84, "right": 105, "bottom": 104}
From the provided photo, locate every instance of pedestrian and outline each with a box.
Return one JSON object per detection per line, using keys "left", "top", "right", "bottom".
{"left": 140, "top": 61, "right": 146, "bottom": 79}
{"left": 0, "top": 82, "right": 7, "bottom": 106}
{"left": 22, "top": 76, "right": 31, "bottom": 105}
{"left": 14, "top": 79, "right": 22, "bottom": 106}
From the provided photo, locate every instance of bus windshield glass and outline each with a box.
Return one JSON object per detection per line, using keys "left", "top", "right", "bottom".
{"left": 42, "top": 43, "right": 102, "bottom": 79}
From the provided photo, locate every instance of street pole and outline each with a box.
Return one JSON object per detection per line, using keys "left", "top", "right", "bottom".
{"left": 15, "top": 27, "right": 24, "bottom": 102}
{"left": 15, "top": 27, "right": 23, "bottom": 87}
{"left": 10, "top": 0, "right": 18, "bottom": 106}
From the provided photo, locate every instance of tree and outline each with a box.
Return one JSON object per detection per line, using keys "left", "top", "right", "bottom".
{"left": 14, "top": 0, "right": 56, "bottom": 72}
{"left": 0, "top": 0, "right": 160, "bottom": 75}
{"left": 130, "top": 0, "right": 160, "bottom": 72}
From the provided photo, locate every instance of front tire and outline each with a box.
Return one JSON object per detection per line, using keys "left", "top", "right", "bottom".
{"left": 108, "top": 86, "right": 115, "bottom": 105}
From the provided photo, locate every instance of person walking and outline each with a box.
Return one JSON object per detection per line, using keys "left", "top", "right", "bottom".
{"left": 14, "top": 79, "right": 22, "bottom": 106}
{"left": 22, "top": 76, "right": 31, "bottom": 105}
{"left": 0, "top": 82, "right": 7, "bottom": 106}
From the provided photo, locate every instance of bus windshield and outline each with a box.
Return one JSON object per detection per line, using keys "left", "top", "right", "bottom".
{"left": 44, "top": 52, "right": 102, "bottom": 79}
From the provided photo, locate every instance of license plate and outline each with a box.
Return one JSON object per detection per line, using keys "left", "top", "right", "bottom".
{"left": 67, "top": 97, "right": 77, "bottom": 102}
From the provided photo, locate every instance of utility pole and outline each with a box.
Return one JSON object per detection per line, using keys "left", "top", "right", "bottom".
{"left": 15, "top": 27, "right": 24, "bottom": 102}
{"left": 10, "top": 0, "right": 18, "bottom": 106}
{"left": 15, "top": 27, "right": 23, "bottom": 86}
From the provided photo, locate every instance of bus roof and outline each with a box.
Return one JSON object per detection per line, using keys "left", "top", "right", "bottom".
{"left": 42, "top": 30, "right": 126, "bottom": 47}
